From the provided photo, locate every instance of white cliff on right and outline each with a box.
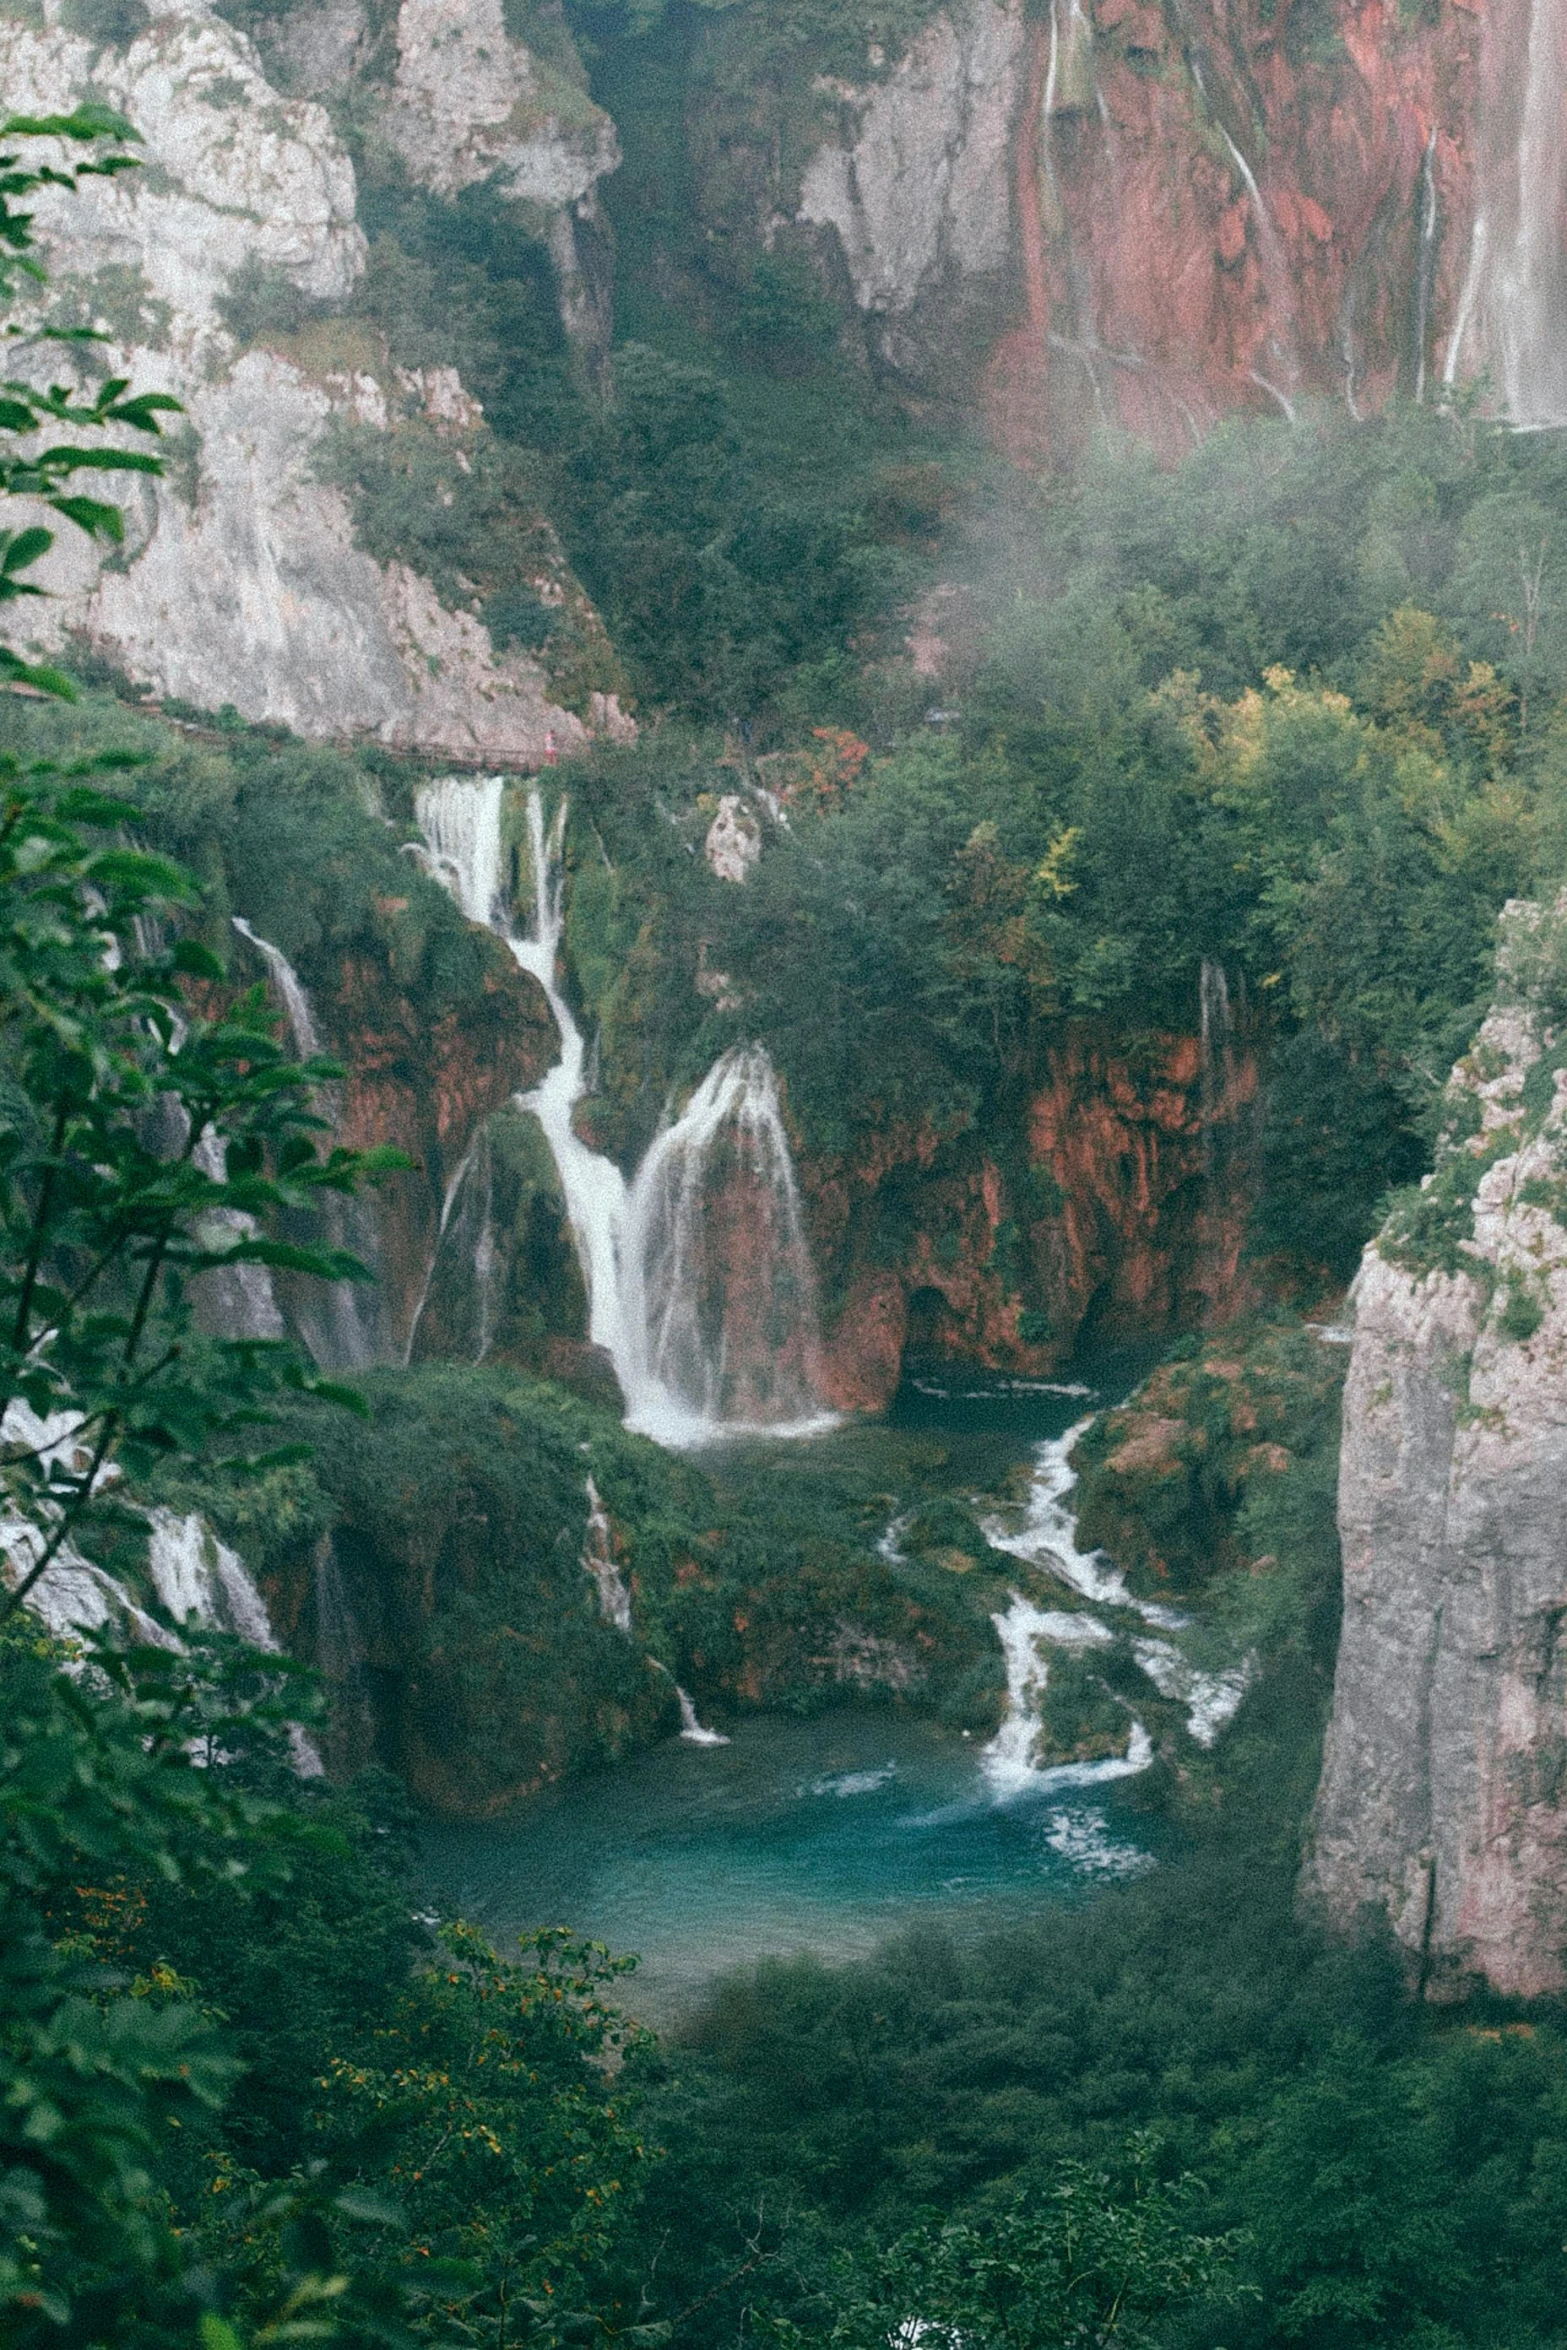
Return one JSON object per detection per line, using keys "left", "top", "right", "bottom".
{"left": 1305, "top": 894, "right": 1567, "bottom": 1997}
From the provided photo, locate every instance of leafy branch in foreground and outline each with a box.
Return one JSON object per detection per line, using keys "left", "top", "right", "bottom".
{"left": 0, "top": 103, "right": 181, "bottom": 693}
{"left": 0, "top": 750, "right": 408, "bottom": 1619}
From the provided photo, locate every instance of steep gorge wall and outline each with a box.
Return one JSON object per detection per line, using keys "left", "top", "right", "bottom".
{"left": 808, "top": 1021, "right": 1260, "bottom": 1407}
{"left": 686, "top": 0, "right": 1542, "bottom": 454}
{"left": 1305, "top": 902, "right": 1567, "bottom": 1998}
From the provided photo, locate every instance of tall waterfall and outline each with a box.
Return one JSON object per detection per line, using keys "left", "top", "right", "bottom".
{"left": 412, "top": 777, "right": 833, "bottom": 1447}
{"left": 624, "top": 1047, "right": 826, "bottom": 1430}
{"left": 1444, "top": 0, "right": 1567, "bottom": 426}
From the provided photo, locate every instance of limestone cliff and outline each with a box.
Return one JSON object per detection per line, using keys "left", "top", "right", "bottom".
{"left": 0, "top": 0, "right": 625, "bottom": 760}
{"left": 1305, "top": 900, "right": 1567, "bottom": 1998}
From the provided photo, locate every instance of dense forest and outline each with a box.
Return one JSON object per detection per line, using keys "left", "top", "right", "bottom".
{"left": 10, "top": 7, "right": 1567, "bottom": 2347}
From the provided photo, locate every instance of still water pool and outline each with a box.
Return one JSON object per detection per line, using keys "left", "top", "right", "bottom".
{"left": 418, "top": 1706, "right": 1166, "bottom": 2025}
{"left": 417, "top": 1354, "right": 1170, "bottom": 2027}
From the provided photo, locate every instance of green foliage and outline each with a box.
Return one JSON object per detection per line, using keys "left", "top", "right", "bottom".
{"left": 57, "top": 0, "right": 150, "bottom": 45}
{"left": 776, "top": 2139, "right": 1246, "bottom": 2350}
{"left": 0, "top": 754, "right": 407, "bottom": 1616}
{"left": 0, "top": 1620, "right": 326, "bottom": 2342}
{"left": 0, "top": 105, "right": 178, "bottom": 691}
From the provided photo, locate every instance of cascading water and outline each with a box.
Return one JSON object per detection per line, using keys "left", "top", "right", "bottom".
{"left": 193, "top": 1127, "right": 287, "bottom": 1343}
{"left": 0, "top": 1423, "right": 322, "bottom": 1772}
{"left": 581, "top": 1475, "right": 633, "bottom": 1634}
{"left": 1198, "top": 956, "right": 1235, "bottom": 1172}
{"left": 983, "top": 1594, "right": 1152, "bottom": 1798}
{"left": 229, "top": 918, "right": 381, "bottom": 1370}
{"left": 412, "top": 776, "right": 833, "bottom": 1447}
{"left": 623, "top": 1047, "right": 828, "bottom": 1437}
{"left": 1414, "top": 125, "right": 1439, "bottom": 404}
{"left": 232, "top": 917, "right": 321, "bottom": 1056}
{"left": 977, "top": 1419, "right": 1252, "bottom": 1786}
{"left": 1444, "top": 0, "right": 1567, "bottom": 425}
{"left": 581, "top": 1481, "right": 730, "bottom": 1742}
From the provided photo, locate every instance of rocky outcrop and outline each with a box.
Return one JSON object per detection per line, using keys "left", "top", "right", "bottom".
{"left": 0, "top": 0, "right": 623, "bottom": 759}
{"left": 797, "top": 3, "right": 1027, "bottom": 376}
{"left": 381, "top": 0, "right": 619, "bottom": 368}
{"left": 1304, "top": 900, "right": 1567, "bottom": 1997}
{"left": 809, "top": 1022, "right": 1260, "bottom": 1409}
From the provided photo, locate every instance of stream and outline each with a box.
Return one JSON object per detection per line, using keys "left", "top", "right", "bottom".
{"left": 416, "top": 1354, "right": 1176, "bottom": 2026}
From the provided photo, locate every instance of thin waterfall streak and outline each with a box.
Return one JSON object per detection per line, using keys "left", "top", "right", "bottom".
{"left": 1414, "top": 124, "right": 1438, "bottom": 403}
{"left": 1248, "top": 368, "right": 1297, "bottom": 424}
{"left": 1198, "top": 957, "right": 1234, "bottom": 1173}
{"left": 1443, "top": 212, "right": 1487, "bottom": 386}
{"left": 581, "top": 1476, "right": 633, "bottom": 1634}
{"left": 404, "top": 1145, "right": 480, "bottom": 1365}
{"left": 1212, "top": 111, "right": 1299, "bottom": 391}
{"left": 230, "top": 918, "right": 381, "bottom": 1369}
{"left": 231, "top": 918, "right": 321, "bottom": 1057}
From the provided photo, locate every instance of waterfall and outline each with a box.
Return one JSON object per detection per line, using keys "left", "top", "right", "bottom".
{"left": 983, "top": 1593, "right": 1152, "bottom": 1799}
{"left": 1414, "top": 125, "right": 1439, "bottom": 403}
{"left": 1189, "top": 59, "right": 1298, "bottom": 406}
{"left": 412, "top": 777, "right": 833, "bottom": 1447}
{"left": 0, "top": 1439, "right": 322, "bottom": 1774}
{"left": 1132, "top": 1638, "right": 1250, "bottom": 1747}
{"left": 648, "top": 1653, "right": 729, "bottom": 1744}
{"left": 623, "top": 1047, "right": 828, "bottom": 1438}
{"left": 1444, "top": 0, "right": 1567, "bottom": 425}
{"left": 581, "top": 1475, "right": 633, "bottom": 1633}
{"left": 404, "top": 1132, "right": 496, "bottom": 1367}
{"left": 193, "top": 1127, "right": 288, "bottom": 1342}
{"left": 229, "top": 918, "right": 381, "bottom": 1370}
{"left": 1198, "top": 956, "right": 1235, "bottom": 1170}
{"left": 674, "top": 1683, "right": 729, "bottom": 1745}
{"left": 980, "top": 1423, "right": 1188, "bottom": 1625}
{"left": 231, "top": 917, "right": 321, "bottom": 1057}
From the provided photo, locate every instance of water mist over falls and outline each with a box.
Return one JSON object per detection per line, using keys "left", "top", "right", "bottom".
{"left": 413, "top": 776, "right": 833, "bottom": 1448}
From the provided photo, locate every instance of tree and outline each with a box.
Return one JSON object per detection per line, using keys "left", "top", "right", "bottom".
{"left": 0, "top": 107, "right": 404, "bottom": 2347}
{"left": 772, "top": 2137, "right": 1246, "bottom": 2350}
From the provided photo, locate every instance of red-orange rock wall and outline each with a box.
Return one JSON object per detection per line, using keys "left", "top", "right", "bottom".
{"left": 993, "top": 0, "right": 1482, "bottom": 460}
{"left": 804, "top": 1024, "right": 1261, "bottom": 1409}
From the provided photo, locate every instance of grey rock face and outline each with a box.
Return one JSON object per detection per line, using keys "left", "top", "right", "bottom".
{"left": 382, "top": 0, "right": 619, "bottom": 369}
{"left": 0, "top": 0, "right": 626, "bottom": 765}
{"left": 1305, "top": 903, "right": 1567, "bottom": 1996}
{"left": 797, "top": 1, "right": 1025, "bottom": 379}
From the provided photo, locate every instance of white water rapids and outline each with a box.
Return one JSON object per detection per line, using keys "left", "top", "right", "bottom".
{"left": 413, "top": 776, "right": 834, "bottom": 1448}
{"left": 978, "top": 1423, "right": 1244, "bottom": 1793}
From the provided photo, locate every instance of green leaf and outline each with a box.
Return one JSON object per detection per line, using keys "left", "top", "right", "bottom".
{"left": 172, "top": 938, "right": 226, "bottom": 981}
{"left": 1, "top": 104, "right": 139, "bottom": 144}
{"left": 0, "top": 524, "right": 53, "bottom": 573}
{"left": 47, "top": 494, "right": 123, "bottom": 541}
{"left": 0, "top": 645, "right": 75, "bottom": 698}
